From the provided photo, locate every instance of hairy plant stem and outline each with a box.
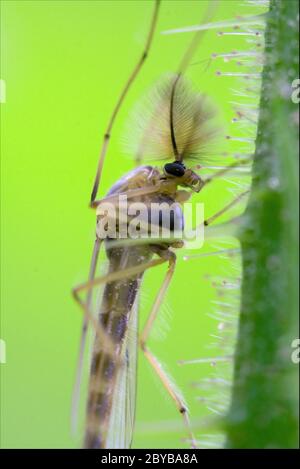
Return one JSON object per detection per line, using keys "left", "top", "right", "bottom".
{"left": 226, "top": 0, "right": 299, "bottom": 449}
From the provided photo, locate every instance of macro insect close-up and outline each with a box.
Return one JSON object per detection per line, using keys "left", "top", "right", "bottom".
{"left": 0, "top": 0, "right": 298, "bottom": 456}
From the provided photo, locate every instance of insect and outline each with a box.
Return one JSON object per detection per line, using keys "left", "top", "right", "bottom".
{"left": 72, "top": 0, "right": 249, "bottom": 449}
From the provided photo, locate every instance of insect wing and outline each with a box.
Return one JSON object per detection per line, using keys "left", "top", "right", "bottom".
{"left": 105, "top": 296, "right": 139, "bottom": 448}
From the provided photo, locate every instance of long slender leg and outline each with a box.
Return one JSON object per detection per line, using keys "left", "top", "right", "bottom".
{"left": 91, "top": 184, "right": 161, "bottom": 209}
{"left": 72, "top": 256, "right": 167, "bottom": 356}
{"left": 74, "top": 257, "right": 166, "bottom": 299}
{"left": 203, "top": 190, "right": 250, "bottom": 226}
{"left": 139, "top": 249, "right": 197, "bottom": 449}
{"left": 90, "top": 0, "right": 161, "bottom": 204}
{"left": 186, "top": 191, "right": 249, "bottom": 240}
{"left": 91, "top": 177, "right": 177, "bottom": 210}
{"left": 71, "top": 238, "right": 102, "bottom": 433}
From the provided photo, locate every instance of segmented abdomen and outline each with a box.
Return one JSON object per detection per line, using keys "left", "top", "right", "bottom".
{"left": 84, "top": 244, "right": 152, "bottom": 448}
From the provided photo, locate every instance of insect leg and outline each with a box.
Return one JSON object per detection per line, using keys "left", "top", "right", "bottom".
{"left": 139, "top": 248, "right": 197, "bottom": 449}
{"left": 91, "top": 185, "right": 160, "bottom": 209}
{"left": 71, "top": 237, "right": 102, "bottom": 434}
{"left": 90, "top": 0, "right": 161, "bottom": 204}
{"left": 72, "top": 255, "right": 167, "bottom": 356}
{"left": 91, "top": 179, "right": 172, "bottom": 210}
{"left": 74, "top": 258, "right": 166, "bottom": 298}
{"left": 203, "top": 190, "right": 250, "bottom": 226}
{"left": 73, "top": 275, "right": 116, "bottom": 357}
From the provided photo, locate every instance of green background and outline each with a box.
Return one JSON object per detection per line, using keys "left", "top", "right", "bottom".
{"left": 0, "top": 0, "right": 263, "bottom": 448}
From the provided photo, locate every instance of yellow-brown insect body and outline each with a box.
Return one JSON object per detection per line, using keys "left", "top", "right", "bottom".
{"left": 85, "top": 165, "right": 188, "bottom": 448}
{"left": 84, "top": 243, "right": 151, "bottom": 448}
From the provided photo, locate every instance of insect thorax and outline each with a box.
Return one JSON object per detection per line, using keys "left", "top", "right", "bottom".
{"left": 96, "top": 165, "right": 186, "bottom": 244}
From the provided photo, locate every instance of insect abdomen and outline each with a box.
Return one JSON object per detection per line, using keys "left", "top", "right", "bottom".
{"left": 84, "top": 245, "right": 152, "bottom": 449}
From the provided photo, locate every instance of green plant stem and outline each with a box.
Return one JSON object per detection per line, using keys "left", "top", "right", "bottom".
{"left": 226, "top": 0, "right": 299, "bottom": 448}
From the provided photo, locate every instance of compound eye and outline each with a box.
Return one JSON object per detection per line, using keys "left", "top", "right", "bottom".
{"left": 164, "top": 162, "right": 185, "bottom": 177}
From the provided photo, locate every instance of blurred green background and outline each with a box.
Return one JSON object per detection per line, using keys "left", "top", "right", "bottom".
{"left": 0, "top": 0, "right": 264, "bottom": 448}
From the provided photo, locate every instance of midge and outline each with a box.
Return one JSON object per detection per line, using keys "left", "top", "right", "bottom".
{"left": 72, "top": 0, "right": 247, "bottom": 449}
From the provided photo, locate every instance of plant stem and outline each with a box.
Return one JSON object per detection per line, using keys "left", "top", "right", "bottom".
{"left": 226, "top": 0, "right": 299, "bottom": 449}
